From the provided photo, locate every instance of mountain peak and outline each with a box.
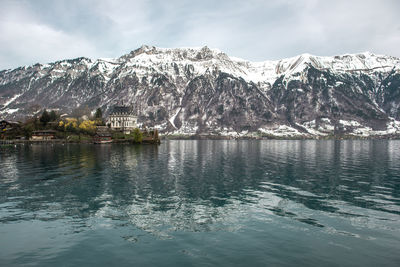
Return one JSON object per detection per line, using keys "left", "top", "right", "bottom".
{"left": 138, "top": 44, "right": 156, "bottom": 53}
{"left": 118, "top": 45, "right": 228, "bottom": 64}
{"left": 1, "top": 46, "right": 400, "bottom": 137}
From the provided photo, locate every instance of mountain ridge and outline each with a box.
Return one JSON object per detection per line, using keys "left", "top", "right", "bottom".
{"left": 1, "top": 46, "right": 400, "bottom": 137}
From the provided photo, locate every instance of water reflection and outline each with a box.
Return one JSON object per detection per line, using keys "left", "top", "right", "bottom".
{"left": 1, "top": 141, "right": 400, "bottom": 237}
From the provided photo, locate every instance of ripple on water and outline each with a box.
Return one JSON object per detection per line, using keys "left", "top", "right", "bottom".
{"left": 0, "top": 141, "right": 400, "bottom": 266}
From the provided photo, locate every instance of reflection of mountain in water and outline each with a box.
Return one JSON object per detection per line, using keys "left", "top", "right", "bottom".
{"left": 1, "top": 141, "right": 399, "bottom": 237}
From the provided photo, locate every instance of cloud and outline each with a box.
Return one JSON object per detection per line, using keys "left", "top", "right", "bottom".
{"left": 0, "top": 1, "right": 99, "bottom": 69}
{"left": 0, "top": 20, "right": 97, "bottom": 65}
{"left": 0, "top": 0, "right": 399, "bottom": 69}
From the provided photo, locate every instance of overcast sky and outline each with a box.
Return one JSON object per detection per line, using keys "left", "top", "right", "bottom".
{"left": 1, "top": 0, "right": 399, "bottom": 70}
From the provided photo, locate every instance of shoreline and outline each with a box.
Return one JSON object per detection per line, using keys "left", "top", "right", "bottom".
{"left": 1, "top": 139, "right": 160, "bottom": 145}
{"left": 2, "top": 134, "right": 400, "bottom": 145}
{"left": 160, "top": 133, "right": 400, "bottom": 140}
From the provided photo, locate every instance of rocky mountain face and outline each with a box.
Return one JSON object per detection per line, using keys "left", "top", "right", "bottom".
{"left": 1, "top": 45, "right": 400, "bottom": 137}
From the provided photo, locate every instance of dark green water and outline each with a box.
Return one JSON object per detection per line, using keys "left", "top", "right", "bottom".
{"left": 1, "top": 140, "right": 399, "bottom": 266}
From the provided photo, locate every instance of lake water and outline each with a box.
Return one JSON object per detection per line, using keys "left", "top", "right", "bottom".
{"left": 1, "top": 140, "right": 400, "bottom": 266}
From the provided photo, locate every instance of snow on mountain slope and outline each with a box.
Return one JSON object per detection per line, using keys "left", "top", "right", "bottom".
{"left": 1, "top": 45, "right": 400, "bottom": 137}
{"left": 230, "top": 51, "right": 400, "bottom": 83}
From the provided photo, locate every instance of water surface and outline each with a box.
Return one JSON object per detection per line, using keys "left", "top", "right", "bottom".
{"left": 1, "top": 140, "right": 400, "bottom": 266}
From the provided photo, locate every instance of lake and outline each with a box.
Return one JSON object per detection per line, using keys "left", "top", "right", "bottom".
{"left": 1, "top": 140, "right": 399, "bottom": 266}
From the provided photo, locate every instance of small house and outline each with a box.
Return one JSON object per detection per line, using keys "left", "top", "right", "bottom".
{"left": 0, "top": 120, "right": 21, "bottom": 131}
{"left": 94, "top": 126, "right": 112, "bottom": 144}
{"left": 31, "top": 130, "right": 57, "bottom": 140}
{"left": 142, "top": 128, "right": 160, "bottom": 144}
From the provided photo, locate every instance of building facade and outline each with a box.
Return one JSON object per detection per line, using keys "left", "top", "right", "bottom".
{"left": 30, "top": 130, "right": 56, "bottom": 140}
{"left": 106, "top": 106, "right": 137, "bottom": 134}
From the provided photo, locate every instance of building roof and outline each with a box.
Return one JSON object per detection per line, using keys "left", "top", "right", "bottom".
{"left": 0, "top": 120, "right": 21, "bottom": 125}
{"left": 32, "top": 130, "right": 57, "bottom": 135}
{"left": 95, "top": 132, "right": 112, "bottom": 137}
{"left": 110, "top": 105, "right": 134, "bottom": 115}
{"left": 95, "top": 126, "right": 112, "bottom": 137}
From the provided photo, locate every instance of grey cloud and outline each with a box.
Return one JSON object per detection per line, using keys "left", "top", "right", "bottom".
{"left": 0, "top": 0, "right": 399, "bottom": 70}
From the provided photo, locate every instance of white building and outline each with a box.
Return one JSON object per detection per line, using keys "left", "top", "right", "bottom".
{"left": 106, "top": 106, "right": 137, "bottom": 134}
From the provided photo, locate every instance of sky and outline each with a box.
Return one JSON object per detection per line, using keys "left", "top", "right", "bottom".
{"left": 0, "top": 0, "right": 399, "bottom": 70}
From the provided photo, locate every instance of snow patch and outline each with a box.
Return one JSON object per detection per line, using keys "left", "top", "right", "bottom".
{"left": 0, "top": 108, "right": 19, "bottom": 114}
{"left": 169, "top": 108, "right": 181, "bottom": 129}
{"left": 2, "top": 93, "right": 21, "bottom": 107}
{"left": 339, "top": 120, "right": 361, "bottom": 127}
{"left": 258, "top": 125, "right": 303, "bottom": 137}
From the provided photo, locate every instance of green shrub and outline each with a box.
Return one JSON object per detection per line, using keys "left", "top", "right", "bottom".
{"left": 132, "top": 128, "right": 143, "bottom": 143}
{"left": 67, "top": 135, "right": 80, "bottom": 142}
{"left": 112, "top": 132, "right": 125, "bottom": 140}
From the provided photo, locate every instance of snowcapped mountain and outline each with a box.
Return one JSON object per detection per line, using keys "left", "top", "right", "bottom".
{"left": 1, "top": 45, "right": 400, "bottom": 137}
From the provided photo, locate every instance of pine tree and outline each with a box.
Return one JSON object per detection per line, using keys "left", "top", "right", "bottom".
{"left": 49, "top": 110, "right": 58, "bottom": 121}
{"left": 95, "top": 108, "right": 102, "bottom": 119}
{"left": 40, "top": 109, "right": 50, "bottom": 125}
